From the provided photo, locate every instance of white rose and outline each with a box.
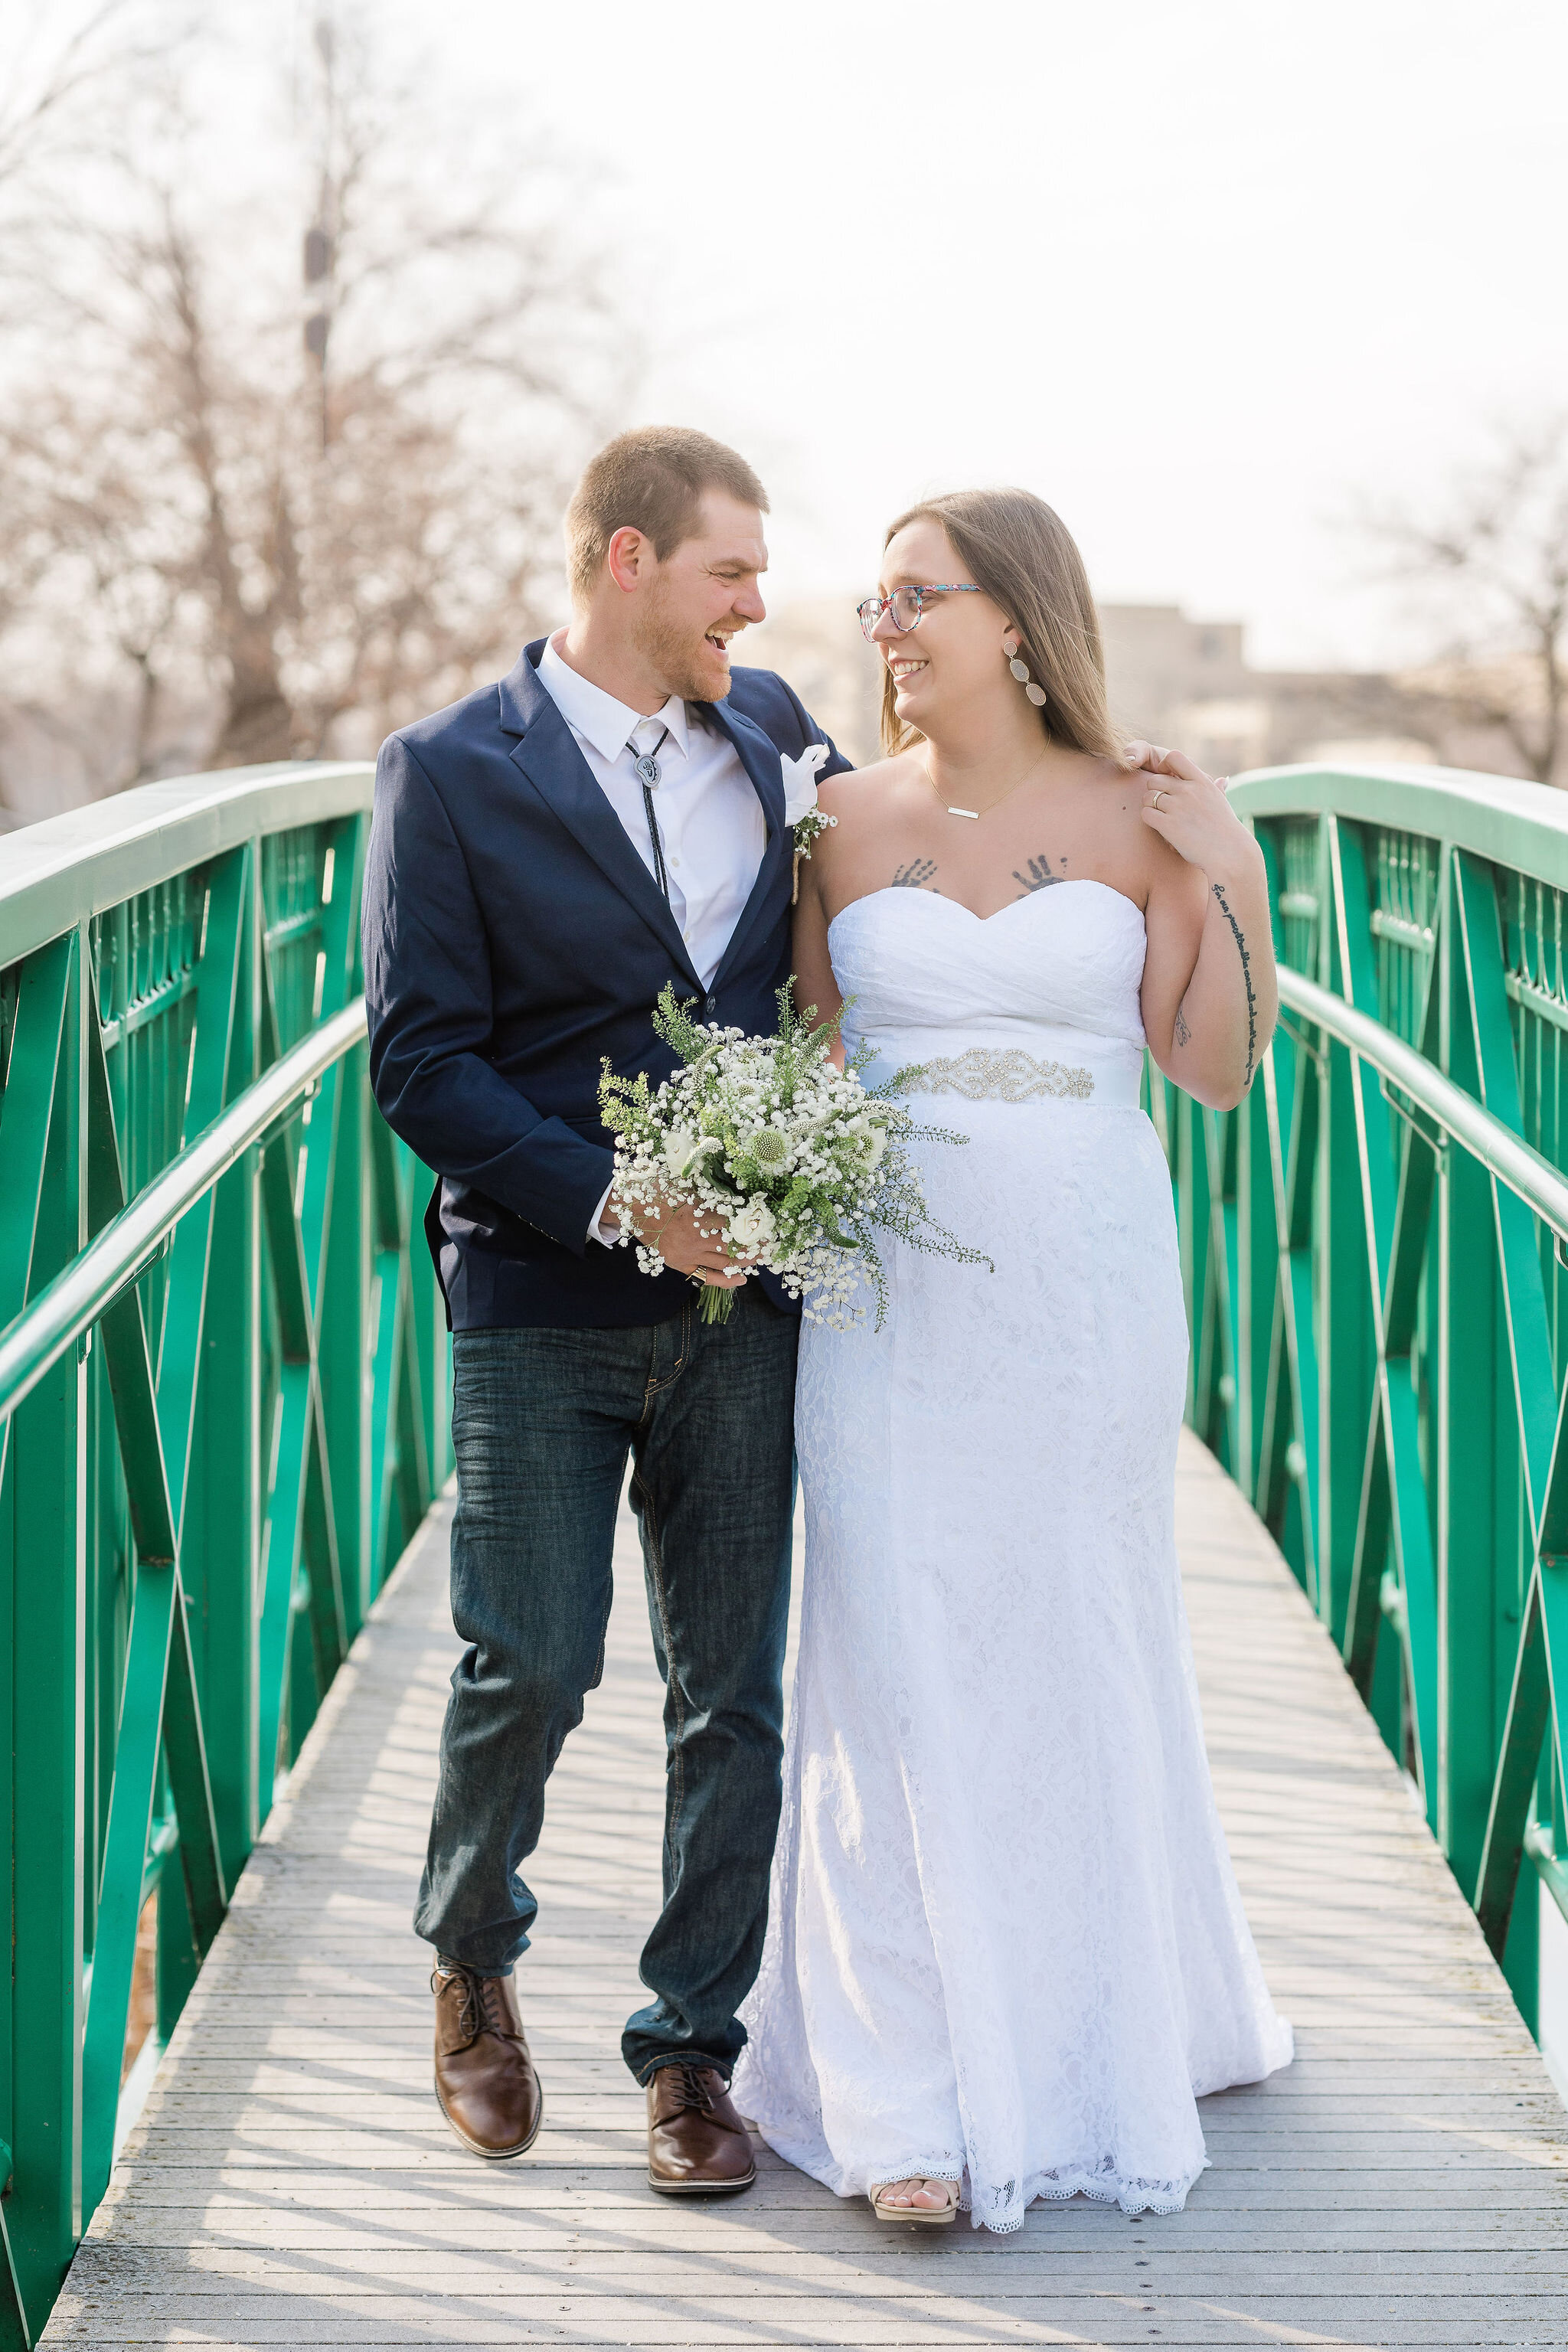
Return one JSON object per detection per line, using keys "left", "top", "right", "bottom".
{"left": 663, "top": 1128, "right": 717, "bottom": 1183}
{"left": 727, "top": 1197, "right": 777, "bottom": 1256}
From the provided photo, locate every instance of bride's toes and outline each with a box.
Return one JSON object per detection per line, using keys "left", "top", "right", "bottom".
{"left": 871, "top": 2174, "right": 957, "bottom": 2223}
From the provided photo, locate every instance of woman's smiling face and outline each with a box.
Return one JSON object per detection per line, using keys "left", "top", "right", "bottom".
{"left": 871, "top": 516, "right": 1011, "bottom": 734}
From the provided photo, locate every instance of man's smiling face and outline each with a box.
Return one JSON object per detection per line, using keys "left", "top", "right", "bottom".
{"left": 632, "top": 490, "right": 769, "bottom": 703}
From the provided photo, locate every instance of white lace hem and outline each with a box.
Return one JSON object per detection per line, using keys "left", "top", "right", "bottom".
{"left": 969, "top": 2153, "right": 1211, "bottom": 2233}
{"left": 747, "top": 2112, "right": 1212, "bottom": 2235}
{"left": 867, "top": 2158, "right": 965, "bottom": 2191}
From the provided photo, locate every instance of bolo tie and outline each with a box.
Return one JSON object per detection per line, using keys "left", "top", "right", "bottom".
{"left": 632, "top": 725, "right": 672, "bottom": 904}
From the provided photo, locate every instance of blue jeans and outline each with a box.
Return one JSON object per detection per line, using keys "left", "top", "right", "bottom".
{"left": 415, "top": 1285, "right": 799, "bottom": 2083}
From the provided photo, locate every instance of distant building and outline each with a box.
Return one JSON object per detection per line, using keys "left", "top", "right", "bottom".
{"left": 1098, "top": 603, "right": 1530, "bottom": 782}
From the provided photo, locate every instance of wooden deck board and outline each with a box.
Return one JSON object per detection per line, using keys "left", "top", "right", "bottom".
{"left": 42, "top": 1433, "right": 1568, "bottom": 2349}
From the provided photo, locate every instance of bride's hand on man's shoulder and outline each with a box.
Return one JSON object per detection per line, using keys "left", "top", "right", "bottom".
{"left": 1124, "top": 741, "right": 1230, "bottom": 792}
{"left": 1128, "top": 743, "right": 1258, "bottom": 880}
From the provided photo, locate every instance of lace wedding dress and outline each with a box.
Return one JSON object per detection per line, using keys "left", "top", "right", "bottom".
{"left": 733, "top": 879, "right": 1292, "bottom": 2232}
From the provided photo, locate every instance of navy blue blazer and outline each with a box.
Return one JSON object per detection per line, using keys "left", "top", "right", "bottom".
{"left": 362, "top": 639, "right": 852, "bottom": 1328}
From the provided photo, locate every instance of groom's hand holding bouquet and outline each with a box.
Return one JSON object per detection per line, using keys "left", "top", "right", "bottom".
{"left": 611, "top": 1187, "right": 755, "bottom": 1300}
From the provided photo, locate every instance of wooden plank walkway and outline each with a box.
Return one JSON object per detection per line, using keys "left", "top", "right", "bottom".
{"left": 44, "top": 1434, "right": 1568, "bottom": 2349}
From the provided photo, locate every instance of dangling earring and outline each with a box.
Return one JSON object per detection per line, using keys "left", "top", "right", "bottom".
{"left": 1002, "top": 631, "right": 1047, "bottom": 708}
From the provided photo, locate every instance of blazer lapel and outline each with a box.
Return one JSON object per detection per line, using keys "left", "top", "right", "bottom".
{"left": 498, "top": 644, "right": 702, "bottom": 991}
{"left": 705, "top": 697, "right": 790, "bottom": 991}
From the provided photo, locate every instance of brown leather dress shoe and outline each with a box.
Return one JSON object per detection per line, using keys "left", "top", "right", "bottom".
{"left": 431, "top": 1962, "right": 543, "bottom": 2159}
{"left": 645, "top": 2063, "right": 757, "bottom": 2194}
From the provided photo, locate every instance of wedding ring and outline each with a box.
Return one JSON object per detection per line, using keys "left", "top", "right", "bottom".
{"left": 1152, "top": 789, "right": 1167, "bottom": 812}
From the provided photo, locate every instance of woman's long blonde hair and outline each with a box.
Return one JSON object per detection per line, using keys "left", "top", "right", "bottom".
{"left": 878, "top": 488, "right": 1125, "bottom": 763}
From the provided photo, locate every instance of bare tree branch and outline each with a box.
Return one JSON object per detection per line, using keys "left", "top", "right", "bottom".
{"left": 1361, "top": 416, "right": 1568, "bottom": 785}
{"left": 0, "top": 1, "right": 178, "bottom": 190}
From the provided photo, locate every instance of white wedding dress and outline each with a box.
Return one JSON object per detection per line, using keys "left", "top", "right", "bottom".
{"left": 733, "top": 879, "right": 1292, "bottom": 2232}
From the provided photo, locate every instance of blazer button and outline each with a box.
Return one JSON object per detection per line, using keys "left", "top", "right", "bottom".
{"left": 705, "top": 995, "right": 717, "bottom": 1014}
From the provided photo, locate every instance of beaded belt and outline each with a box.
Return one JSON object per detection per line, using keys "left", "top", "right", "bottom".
{"left": 901, "top": 1045, "right": 1096, "bottom": 1103}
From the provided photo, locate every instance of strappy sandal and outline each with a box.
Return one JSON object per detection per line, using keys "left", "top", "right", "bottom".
{"left": 869, "top": 2176, "right": 960, "bottom": 2226}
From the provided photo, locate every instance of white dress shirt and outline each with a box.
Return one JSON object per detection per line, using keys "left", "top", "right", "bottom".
{"left": 536, "top": 632, "right": 768, "bottom": 1243}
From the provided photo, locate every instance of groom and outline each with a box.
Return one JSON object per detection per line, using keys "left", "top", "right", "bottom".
{"left": 362, "top": 427, "right": 850, "bottom": 2194}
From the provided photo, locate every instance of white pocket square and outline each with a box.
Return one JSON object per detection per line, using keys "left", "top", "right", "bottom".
{"left": 780, "top": 743, "right": 831, "bottom": 827}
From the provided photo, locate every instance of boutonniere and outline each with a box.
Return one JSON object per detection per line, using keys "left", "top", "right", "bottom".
{"left": 780, "top": 743, "right": 837, "bottom": 903}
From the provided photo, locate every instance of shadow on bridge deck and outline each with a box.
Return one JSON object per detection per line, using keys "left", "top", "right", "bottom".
{"left": 42, "top": 1435, "right": 1568, "bottom": 2348}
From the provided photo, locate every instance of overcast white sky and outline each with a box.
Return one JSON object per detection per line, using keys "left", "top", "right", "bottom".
{"left": 405, "top": 0, "right": 1560, "bottom": 671}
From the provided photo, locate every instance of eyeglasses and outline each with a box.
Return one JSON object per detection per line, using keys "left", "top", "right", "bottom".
{"left": 855, "top": 583, "right": 981, "bottom": 642}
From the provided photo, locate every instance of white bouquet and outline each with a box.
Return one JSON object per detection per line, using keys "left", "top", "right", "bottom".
{"left": 599, "top": 984, "right": 991, "bottom": 1327}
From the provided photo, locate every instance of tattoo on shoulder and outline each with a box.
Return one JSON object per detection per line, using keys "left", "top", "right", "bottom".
{"left": 1014, "top": 853, "right": 1067, "bottom": 894}
{"left": 1173, "top": 1005, "right": 1191, "bottom": 1048}
{"left": 892, "top": 858, "right": 938, "bottom": 890}
{"left": 1211, "top": 882, "right": 1258, "bottom": 1089}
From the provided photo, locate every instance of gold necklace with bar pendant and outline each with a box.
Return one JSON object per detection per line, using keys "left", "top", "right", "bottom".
{"left": 922, "top": 751, "right": 1047, "bottom": 823}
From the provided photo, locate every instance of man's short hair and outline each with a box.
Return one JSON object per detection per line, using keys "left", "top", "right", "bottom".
{"left": 564, "top": 426, "right": 768, "bottom": 604}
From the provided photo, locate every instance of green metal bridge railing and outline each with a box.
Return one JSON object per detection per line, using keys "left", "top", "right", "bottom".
{"left": 0, "top": 764, "right": 451, "bottom": 2347}
{"left": 1156, "top": 760, "right": 1568, "bottom": 2043}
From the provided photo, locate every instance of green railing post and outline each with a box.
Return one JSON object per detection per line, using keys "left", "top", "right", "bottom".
{"left": 1238, "top": 1074, "right": 1275, "bottom": 1508}
{"left": 1442, "top": 852, "right": 1508, "bottom": 1886}
{"left": 7, "top": 933, "right": 87, "bottom": 2344}
{"left": 188, "top": 1128, "right": 263, "bottom": 1885}
{"left": 322, "top": 1044, "right": 373, "bottom": 1643}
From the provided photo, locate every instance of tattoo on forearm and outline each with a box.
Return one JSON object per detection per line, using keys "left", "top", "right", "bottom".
{"left": 892, "top": 858, "right": 938, "bottom": 890}
{"left": 1211, "top": 882, "right": 1257, "bottom": 1089}
{"left": 1174, "top": 1005, "right": 1191, "bottom": 1048}
{"left": 1014, "top": 853, "right": 1067, "bottom": 894}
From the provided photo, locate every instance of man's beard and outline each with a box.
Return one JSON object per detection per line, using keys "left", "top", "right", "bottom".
{"left": 632, "top": 577, "right": 732, "bottom": 704}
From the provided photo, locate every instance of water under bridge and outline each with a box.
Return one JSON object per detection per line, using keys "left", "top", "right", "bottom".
{"left": 3, "top": 756, "right": 1568, "bottom": 2347}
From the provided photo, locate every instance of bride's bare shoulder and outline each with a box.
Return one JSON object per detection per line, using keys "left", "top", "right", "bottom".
{"left": 817, "top": 752, "right": 925, "bottom": 824}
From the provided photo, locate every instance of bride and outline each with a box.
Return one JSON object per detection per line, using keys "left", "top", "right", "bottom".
{"left": 732, "top": 487, "right": 1292, "bottom": 2232}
